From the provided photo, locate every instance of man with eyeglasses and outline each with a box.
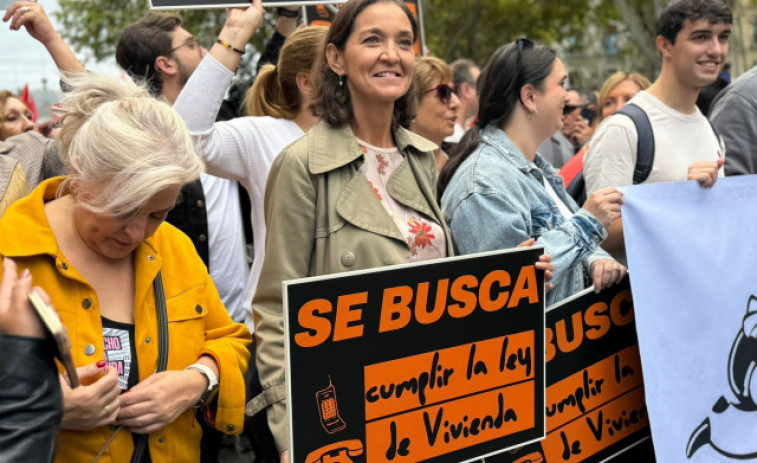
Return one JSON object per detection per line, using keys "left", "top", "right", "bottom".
{"left": 536, "top": 88, "right": 596, "bottom": 170}
{"left": 116, "top": 12, "right": 261, "bottom": 463}
{"left": 561, "top": 88, "right": 596, "bottom": 150}
{"left": 117, "top": 13, "right": 251, "bottom": 327}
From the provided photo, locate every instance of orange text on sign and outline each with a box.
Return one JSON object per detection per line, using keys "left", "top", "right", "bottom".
{"left": 542, "top": 386, "right": 647, "bottom": 462}
{"left": 294, "top": 266, "right": 539, "bottom": 348}
{"left": 366, "top": 382, "right": 536, "bottom": 462}
{"left": 364, "top": 332, "right": 535, "bottom": 421}
{"left": 546, "top": 289, "right": 633, "bottom": 362}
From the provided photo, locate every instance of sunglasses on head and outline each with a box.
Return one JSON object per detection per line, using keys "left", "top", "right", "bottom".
{"left": 563, "top": 104, "right": 588, "bottom": 115}
{"left": 515, "top": 38, "right": 534, "bottom": 76}
{"left": 423, "top": 84, "right": 457, "bottom": 105}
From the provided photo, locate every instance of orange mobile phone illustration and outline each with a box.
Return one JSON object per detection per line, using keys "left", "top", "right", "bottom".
{"left": 305, "top": 439, "right": 364, "bottom": 463}
{"left": 316, "top": 377, "right": 347, "bottom": 434}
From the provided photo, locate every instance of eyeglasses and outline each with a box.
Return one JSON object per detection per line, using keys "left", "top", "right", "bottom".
{"left": 423, "top": 84, "right": 457, "bottom": 105}
{"left": 164, "top": 37, "right": 199, "bottom": 56}
{"left": 563, "top": 104, "right": 588, "bottom": 115}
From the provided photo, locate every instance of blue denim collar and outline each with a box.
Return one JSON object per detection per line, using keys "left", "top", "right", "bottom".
{"left": 479, "top": 124, "right": 558, "bottom": 179}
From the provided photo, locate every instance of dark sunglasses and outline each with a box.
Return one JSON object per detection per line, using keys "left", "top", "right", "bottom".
{"left": 423, "top": 84, "right": 457, "bottom": 105}
{"left": 563, "top": 104, "right": 588, "bottom": 115}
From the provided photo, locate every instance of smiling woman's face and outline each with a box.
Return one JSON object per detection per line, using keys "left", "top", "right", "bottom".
{"left": 332, "top": 2, "right": 416, "bottom": 108}
{"left": 1, "top": 96, "right": 37, "bottom": 141}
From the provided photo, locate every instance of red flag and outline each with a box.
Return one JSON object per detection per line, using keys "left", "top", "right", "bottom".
{"left": 21, "top": 84, "right": 38, "bottom": 123}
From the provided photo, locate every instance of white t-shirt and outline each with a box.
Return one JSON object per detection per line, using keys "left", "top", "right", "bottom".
{"left": 174, "top": 54, "right": 305, "bottom": 332}
{"left": 200, "top": 173, "right": 249, "bottom": 323}
{"left": 444, "top": 123, "right": 466, "bottom": 143}
{"left": 584, "top": 91, "right": 725, "bottom": 195}
{"left": 542, "top": 176, "right": 574, "bottom": 220}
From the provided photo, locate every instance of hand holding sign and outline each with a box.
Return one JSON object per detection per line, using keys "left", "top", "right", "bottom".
{"left": 221, "top": 0, "right": 264, "bottom": 47}
{"left": 210, "top": 0, "right": 263, "bottom": 72}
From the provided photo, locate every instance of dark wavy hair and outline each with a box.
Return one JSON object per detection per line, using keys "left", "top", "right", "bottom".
{"left": 437, "top": 41, "right": 556, "bottom": 199}
{"left": 309, "top": 0, "right": 418, "bottom": 131}
{"left": 657, "top": 0, "right": 732, "bottom": 45}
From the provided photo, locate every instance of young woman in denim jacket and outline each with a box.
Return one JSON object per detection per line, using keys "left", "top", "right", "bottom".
{"left": 438, "top": 40, "right": 627, "bottom": 306}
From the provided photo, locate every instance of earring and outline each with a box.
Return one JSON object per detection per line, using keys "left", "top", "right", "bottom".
{"left": 338, "top": 75, "right": 344, "bottom": 87}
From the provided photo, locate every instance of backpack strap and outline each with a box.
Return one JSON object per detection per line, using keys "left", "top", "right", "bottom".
{"left": 615, "top": 103, "right": 655, "bottom": 185}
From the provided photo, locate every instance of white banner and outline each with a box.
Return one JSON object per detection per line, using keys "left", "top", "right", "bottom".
{"left": 621, "top": 175, "right": 757, "bottom": 462}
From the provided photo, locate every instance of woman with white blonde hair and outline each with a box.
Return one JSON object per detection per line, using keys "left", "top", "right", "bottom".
{"left": 0, "top": 73, "right": 251, "bottom": 463}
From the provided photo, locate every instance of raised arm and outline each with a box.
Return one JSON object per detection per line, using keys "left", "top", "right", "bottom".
{"left": 3, "top": 1, "right": 84, "bottom": 74}
{"left": 173, "top": 1, "right": 265, "bottom": 183}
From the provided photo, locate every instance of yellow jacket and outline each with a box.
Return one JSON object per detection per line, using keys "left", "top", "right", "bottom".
{"left": 0, "top": 178, "right": 251, "bottom": 463}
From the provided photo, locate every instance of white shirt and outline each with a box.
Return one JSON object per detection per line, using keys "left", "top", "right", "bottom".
{"left": 584, "top": 91, "right": 725, "bottom": 195}
{"left": 174, "top": 54, "right": 305, "bottom": 332}
{"left": 444, "top": 123, "right": 466, "bottom": 143}
{"left": 542, "top": 175, "right": 574, "bottom": 220}
{"left": 200, "top": 173, "right": 249, "bottom": 323}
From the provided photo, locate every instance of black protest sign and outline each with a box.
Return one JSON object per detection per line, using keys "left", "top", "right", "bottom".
{"left": 485, "top": 276, "right": 653, "bottom": 463}
{"left": 149, "top": 0, "right": 336, "bottom": 10}
{"left": 285, "top": 247, "right": 546, "bottom": 463}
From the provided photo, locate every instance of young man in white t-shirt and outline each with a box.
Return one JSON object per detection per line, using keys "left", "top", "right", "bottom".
{"left": 583, "top": 0, "right": 731, "bottom": 262}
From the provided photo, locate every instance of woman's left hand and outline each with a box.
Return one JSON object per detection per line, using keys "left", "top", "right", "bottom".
{"left": 117, "top": 369, "right": 208, "bottom": 434}
{"left": 518, "top": 238, "right": 555, "bottom": 292}
{"left": 590, "top": 258, "right": 627, "bottom": 293}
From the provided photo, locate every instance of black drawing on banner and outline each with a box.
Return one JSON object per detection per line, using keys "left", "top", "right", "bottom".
{"left": 305, "top": 439, "right": 364, "bottom": 463}
{"left": 317, "top": 376, "right": 347, "bottom": 434}
{"left": 687, "top": 295, "right": 757, "bottom": 459}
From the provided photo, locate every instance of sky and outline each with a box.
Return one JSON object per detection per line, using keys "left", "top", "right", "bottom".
{"left": 0, "top": 0, "right": 122, "bottom": 95}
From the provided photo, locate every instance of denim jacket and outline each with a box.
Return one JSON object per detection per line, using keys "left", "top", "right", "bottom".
{"left": 441, "top": 125, "right": 612, "bottom": 306}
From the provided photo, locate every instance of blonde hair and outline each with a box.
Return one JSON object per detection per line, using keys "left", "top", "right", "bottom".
{"left": 596, "top": 72, "right": 652, "bottom": 123}
{"left": 54, "top": 73, "right": 204, "bottom": 217}
{"left": 245, "top": 26, "right": 328, "bottom": 118}
{"left": 412, "top": 57, "right": 453, "bottom": 107}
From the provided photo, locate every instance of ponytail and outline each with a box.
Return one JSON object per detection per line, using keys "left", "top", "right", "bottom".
{"left": 245, "top": 26, "right": 329, "bottom": 120}
{"left": 438, "top": 41, "right": 557, "bottom": 200}
{"left": 437, "top": 123, "right": 483, "bottom": 199}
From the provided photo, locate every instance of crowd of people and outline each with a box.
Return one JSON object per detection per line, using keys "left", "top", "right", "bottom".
{"left": 0, "top": 0, "right": 745, "bottom": 461}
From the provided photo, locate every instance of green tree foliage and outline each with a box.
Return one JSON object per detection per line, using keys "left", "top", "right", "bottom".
{"left": 55, "top": 0, "right": 277, "bottom": 82}
{"left": 421, "top": 0, "right": 600, "bottom": 65}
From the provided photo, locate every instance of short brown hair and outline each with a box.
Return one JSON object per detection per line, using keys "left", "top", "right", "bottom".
{"left": 657, "top": 0, "right": 732, "bottom": 44}
{"left": 309, "top": 0, "right": 418, "bottom": 131}
{"left": 412, "top": 56, "right": 453, "bottom": 106}
{"left": 116, "top": 13, "right": 182, "bottom": 96}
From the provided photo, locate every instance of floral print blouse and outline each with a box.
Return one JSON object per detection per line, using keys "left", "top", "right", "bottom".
{"left": 357, "top": 139, "right": 447, "bottom": 261}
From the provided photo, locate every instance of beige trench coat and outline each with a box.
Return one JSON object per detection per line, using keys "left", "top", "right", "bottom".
{"left": 248, "top": 120, "right": 454, "bottom": 452}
